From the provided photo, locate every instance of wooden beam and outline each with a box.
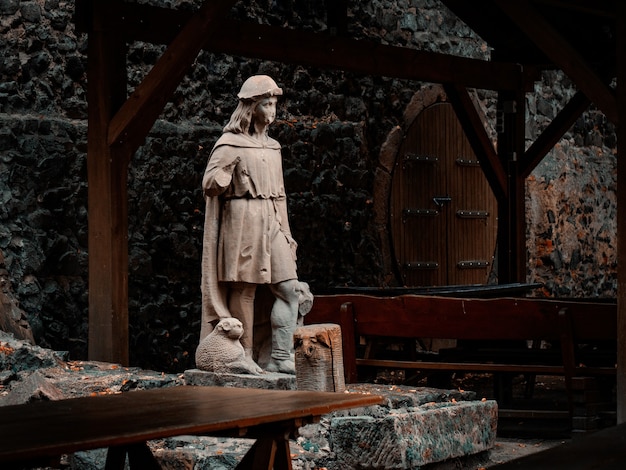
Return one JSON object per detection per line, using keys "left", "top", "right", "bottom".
{"left": 114, "top": 3, "right": 527, "bottom": 92}
{"left": 496, "top": 90, "right": 527, "bottom": 284}
{"left": 495, "top": 0, "right": 618, "bottom": 125}
{"left": 616, "top": 0, "right": 626, "bottom": 425}
{"left": 512, "top": 89, "right": 528, "bottom": 283}
{"left": 107, "top": 0, "right": 237, "bottom": 154}
{"left": 443, "top": 83, "right": 507, "bottom": 200}
{"left": 520, "top": 91, "right": 591, "bottom": 178}
{"left": 87, "top": 0, "right": 130, "bottom": 365}
{"left": 202, "top": 20, "right": 526, "bottom": 92}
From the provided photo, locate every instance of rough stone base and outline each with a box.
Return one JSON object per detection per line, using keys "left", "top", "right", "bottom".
{"left": 184, "top": 368, "right": 296, "bottom": 390}
{"left": 158, "top": 380, "right": 497, "bottom": 470}
{"left": 327, "top": 400, "right": 497, "bottom": 469}
{"left": 0, "top": 334, "right": 497, "bottom": 469}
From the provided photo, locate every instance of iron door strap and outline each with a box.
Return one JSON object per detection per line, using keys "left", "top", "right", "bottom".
{"left": 404, "top": 262, "right": 439, "bottom": 270}
{"left": 456, "top": 157, "right": 481, "bottom": 167}
{"left": 402, "top": 208, "right": 439, "bottom": 220}
{"left": 457, "top": 210, "right": 489, "bottom": 218}
{"left": 458, "top": 260, "right": 490, "bottom": 269}
{"left": 403, "top": 153, "right": 439, "bottom": 164}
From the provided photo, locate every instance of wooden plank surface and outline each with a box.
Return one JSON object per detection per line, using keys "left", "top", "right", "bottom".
{"left": 0, "top": 386, "right": 383, "bottom": 463}
{"left": 307, "top": 295, "right": 616, "bottom": 341}
{"left": 356, "top": 358, "right": 614, "bottom": 376}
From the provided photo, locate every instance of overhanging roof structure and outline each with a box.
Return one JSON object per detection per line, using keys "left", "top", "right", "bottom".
{"left": 75, "top": 0, "right": 626, "bottom": 421}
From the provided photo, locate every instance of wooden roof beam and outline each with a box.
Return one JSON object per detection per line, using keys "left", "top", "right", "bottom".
{"left": 107, "top": 0, "right": 237, "bottom": 153}
{"left": 444, "top": 83, "right": 508, "bottom": 200}
{"left": 495, "top": 0, "right": 618, "bottom": 125}
{"left": 520, "top": 91, "right": 591, "bottom": 178}
{"left": 113, "top": 2, "right": 530, "bottom": 93}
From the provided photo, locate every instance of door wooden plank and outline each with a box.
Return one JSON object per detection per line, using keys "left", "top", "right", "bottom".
{"left": 444, "top": 83, "right": 507, "bottom": 200}
{"left": 391, "top": 102, "right": 497, "bottom": 287}
{"left": 445, "top": 104, "right": 497, "bottom": 285}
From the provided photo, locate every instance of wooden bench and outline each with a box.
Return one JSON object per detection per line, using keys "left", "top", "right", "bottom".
{"left": 0, "top": 385, "right": 383, "bottom": 470}
{"left": 305, "top": 294, "right": 617, "bottom": 412}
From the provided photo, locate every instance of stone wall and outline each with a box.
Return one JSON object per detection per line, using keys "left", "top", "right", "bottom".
{"left": 0, "top": 0, "right": 618, "bottom": 371}
{"left": 526, "top": 72, "right": 617, "bottom": 298}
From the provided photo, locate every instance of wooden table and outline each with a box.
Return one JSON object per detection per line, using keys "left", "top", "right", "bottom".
{"left": 0, "top": 385, "right": 383, "bottom": 469}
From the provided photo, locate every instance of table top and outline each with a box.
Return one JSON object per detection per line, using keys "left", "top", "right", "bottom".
{"left": 0, "top": 385, "right": 383, "bottom": 462}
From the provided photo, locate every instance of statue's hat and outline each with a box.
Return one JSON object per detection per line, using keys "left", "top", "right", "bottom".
{"left": 237, "top": 75, "right": 283, "bottom": 100}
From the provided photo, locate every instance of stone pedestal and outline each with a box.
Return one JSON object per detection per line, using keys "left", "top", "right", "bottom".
{"left": 184, "top": 368, "right": 296, "bottom": 390}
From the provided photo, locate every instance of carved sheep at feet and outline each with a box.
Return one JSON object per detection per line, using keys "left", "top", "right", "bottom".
{"left": 195, "top": 318, "right": 262, "bottom": 375}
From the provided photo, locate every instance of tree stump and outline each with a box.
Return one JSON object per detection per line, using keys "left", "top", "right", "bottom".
{"left": 294, "top": 323, "right": 345, "bottom": 392}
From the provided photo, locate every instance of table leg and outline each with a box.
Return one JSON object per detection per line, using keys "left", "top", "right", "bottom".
{"left": 105, "top": 443, "right": 161, "bottom": 470}
{"left": 236, "top": 432, "right": 293, "bottom": 470}
{"left": 105, "top": 446, "right": 126, "bottom": 470}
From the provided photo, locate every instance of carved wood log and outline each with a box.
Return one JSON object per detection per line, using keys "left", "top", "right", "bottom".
{"left": 294, "top": 323, "right": 345, "bottom": 392}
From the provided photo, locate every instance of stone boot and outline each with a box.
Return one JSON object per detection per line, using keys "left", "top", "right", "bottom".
{"left": 265, "top": 326, "right": 296, "bottom": 374}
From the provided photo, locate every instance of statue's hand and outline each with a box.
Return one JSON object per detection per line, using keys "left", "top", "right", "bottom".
{"left": 285, "top": 233, "right": 298, "bottom": 260}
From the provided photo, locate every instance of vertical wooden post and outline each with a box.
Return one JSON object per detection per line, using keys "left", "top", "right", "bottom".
{"left": 87, "top": 0, "right": 130, "bottom": 365}
{"left": 496, "top": 89, "right": 526, "bottom": 283}
{"left": 616, "top": 0, "right": 626, "bottom": 424}
{"left": 512, "top": 88, "right": 528, "bottom": 283}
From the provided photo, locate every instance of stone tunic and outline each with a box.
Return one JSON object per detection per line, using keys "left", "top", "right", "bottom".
{"left": 202, "top": 132, "right": 297, "bottom": 286}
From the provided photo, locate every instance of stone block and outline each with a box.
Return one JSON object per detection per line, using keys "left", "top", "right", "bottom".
{"left": 184, "top": 368, "right": 296, "bottom": 390}
{"left": 0, "top": 370, "right": 65, "bottom": 405}
{"left": 326, "top": 399, "right": 497, "bottom": 469}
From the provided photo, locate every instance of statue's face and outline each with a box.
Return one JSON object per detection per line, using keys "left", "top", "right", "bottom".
{"left": 253, "top": 96, "right": 277, "bottom": 127}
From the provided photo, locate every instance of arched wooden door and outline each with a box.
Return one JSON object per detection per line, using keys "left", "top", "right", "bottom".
{"left": 390, "top": 102, "right": 497, "bottom": 287}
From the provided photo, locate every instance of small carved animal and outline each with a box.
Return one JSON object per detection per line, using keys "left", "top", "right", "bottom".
{"left": 195, "top": 318, "right": 262, "bottom": 375}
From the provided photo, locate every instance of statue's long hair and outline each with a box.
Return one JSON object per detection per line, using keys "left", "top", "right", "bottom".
{"left": 223, "top": 98, "right": 261, "bottom": 135}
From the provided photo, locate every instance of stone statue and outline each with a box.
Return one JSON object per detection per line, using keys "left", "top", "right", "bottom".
{"left": 195, "top": 318, "right": 263, "bottom": 375}
{"left": 199, "top": 75, "right": 303, "bottom": 374}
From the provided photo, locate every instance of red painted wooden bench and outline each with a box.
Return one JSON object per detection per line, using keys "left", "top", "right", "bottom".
{"left": 305, "top": 294, "right": 616, "bottom": 412}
